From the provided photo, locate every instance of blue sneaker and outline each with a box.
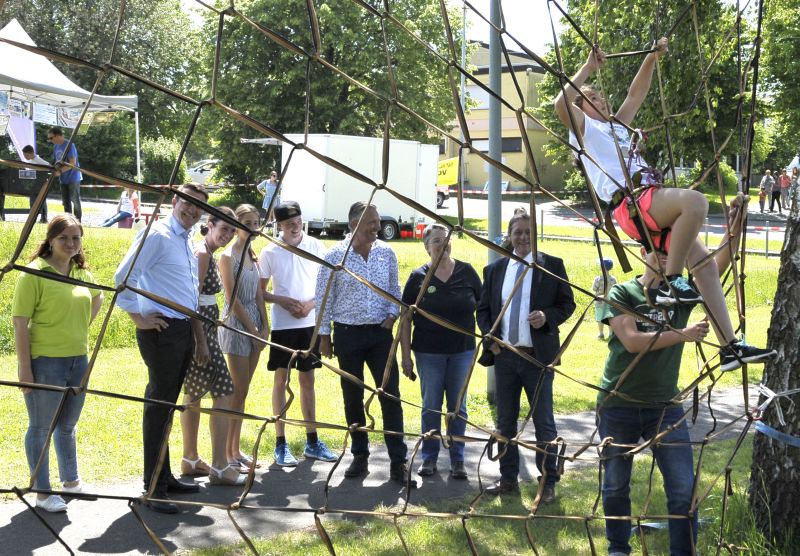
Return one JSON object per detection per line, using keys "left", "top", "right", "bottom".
{"left": 274, "top": 443, "right": 298, "bottom": 467}
{"left": 303, "top": 440, "right": 338, "bottom": 462}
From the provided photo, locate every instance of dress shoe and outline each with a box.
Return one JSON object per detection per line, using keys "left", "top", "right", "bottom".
{"left": 390, "top": 462, "right": 418, "bottom": 488}
{"left": 540, "top": 484, "right": 556, "bottom": 504}
{"left": 484, "top": 479, "right": 519, "bottom": 496}
{"left": 344, "top": 454, "right": 369, "bottom": 478}
{"left": 449, "top": 460, "right": 468, "bottom": 480}
{"left": 145, "top": 495, "right": 179, "bottom": 514}
{"left": 166, "top": 475, "right": 200, "bottom": 494}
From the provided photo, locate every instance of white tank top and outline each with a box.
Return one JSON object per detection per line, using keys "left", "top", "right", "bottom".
{"left": 569, "top": 115, "right": 649, "bottom": 203}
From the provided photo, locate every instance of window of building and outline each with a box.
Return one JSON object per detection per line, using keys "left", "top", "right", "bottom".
{"left": 471, "top": 137, "right": 523, "bottom": 153}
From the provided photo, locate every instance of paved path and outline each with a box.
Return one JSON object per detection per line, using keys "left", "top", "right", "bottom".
{"left": 0, "top": 387, "right": 759, "bottom": 555}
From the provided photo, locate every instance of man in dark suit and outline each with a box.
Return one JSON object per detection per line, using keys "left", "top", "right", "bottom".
{"left": 476, "top": 209, "right": 576, "bottom": 502}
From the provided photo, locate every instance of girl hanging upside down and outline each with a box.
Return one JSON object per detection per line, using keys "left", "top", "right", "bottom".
{"left": 554, "top": 37, "right": 775, "bottom": 372}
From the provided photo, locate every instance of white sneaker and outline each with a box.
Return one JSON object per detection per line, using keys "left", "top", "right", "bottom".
{"left": 36, "top": 495, "right": 67, "bottom": 513}
{"left": 61, "top": 481, "right": 91, "bottom": 494}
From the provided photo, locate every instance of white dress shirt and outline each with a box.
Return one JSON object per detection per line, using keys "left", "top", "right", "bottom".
{"left": 500, "top": 251, "right": 533, "bottom": 347}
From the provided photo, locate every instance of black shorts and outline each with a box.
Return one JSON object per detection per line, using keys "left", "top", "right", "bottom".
{"left": 267, "top": 326, "right": 322, "bottom": 372}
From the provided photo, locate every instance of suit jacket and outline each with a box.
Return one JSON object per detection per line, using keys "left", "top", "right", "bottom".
{"left": 476, "top": 251, "right": 576, "bottom": 367}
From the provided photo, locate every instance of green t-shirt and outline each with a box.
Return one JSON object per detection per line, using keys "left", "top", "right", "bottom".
{"left": 12, "top": 258, "right": 101, "bottom": 358}
{"left": 597, "top": 277, "right": 693, "bottom": 408}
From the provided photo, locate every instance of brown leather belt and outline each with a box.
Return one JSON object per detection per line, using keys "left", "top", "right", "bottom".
{"left": 511, "top": 346, "right": 535, "bottom": 355}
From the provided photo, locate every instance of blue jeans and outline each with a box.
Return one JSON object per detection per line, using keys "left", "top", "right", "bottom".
{"left": 598, "top": 406, "right": 697, "bottom": 556}
{"left": 494, "top": 349, "right": 559, "bottom": 485}
{"left": 414, "top": 350, "right": 472, "bottom": 463}
{"left": 100, "top": 211, "right": 133, "bottom": 227}
{"left": 24, "top": 355, "right": 89, "bottom": 490}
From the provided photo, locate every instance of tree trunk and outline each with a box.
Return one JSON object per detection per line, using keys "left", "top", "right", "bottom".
{"left": 749, "top": 210, "right": 800, "bottom": 545}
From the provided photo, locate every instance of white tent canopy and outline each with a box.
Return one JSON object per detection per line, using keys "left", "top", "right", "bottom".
{"left": 0, "top": 18, "right": 137, "bottom": 112}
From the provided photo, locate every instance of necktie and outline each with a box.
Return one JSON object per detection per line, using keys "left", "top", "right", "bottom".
{"left": 508, "top": 262, "right": 526, "bottom": 345}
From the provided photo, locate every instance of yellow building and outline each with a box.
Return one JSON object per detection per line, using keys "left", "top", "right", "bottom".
{"left": 441, "top": 42, "right": 568, "bottom": 192}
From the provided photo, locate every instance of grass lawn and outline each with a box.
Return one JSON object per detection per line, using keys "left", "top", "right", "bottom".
{"left": 189, "top": 437, "right": 791, "bottom": 555}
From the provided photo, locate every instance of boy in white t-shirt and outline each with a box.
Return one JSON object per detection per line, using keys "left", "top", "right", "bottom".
{"left": 258, "top": 201, "right": 337, "bottom": 466}
{"left": 554, "top": 37, "right": 774, "bottom": 372}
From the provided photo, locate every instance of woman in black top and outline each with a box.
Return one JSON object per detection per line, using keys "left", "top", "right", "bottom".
{"left": 400, "top": 223, "right": 482, "bottom": 480}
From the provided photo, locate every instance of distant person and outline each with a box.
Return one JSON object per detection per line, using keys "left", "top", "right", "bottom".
{"left": 179, "top": 207, "right": 245, "bottom": 486}
{"left": 114, "top": 184, "right": 209, "bottom": 514}
{"left": 218, "top": 204, "right": 269, "bottom": 471}
{"left": 399, "top": 223, "right": 482, "bottom": 480}
{"left": 476, "top": 209, "right": 576, "bottom": 501}
{"left": 256, "top": 171, "right": 280, "bottom": 223}
{"left": 259, "top": 201, "right": 337, "bottom": 466}
{"left": 592, "top": 258, "right": 617, "bottom": 340}
{"left": 315, "top": 201, "right": 416, "bottom": 487}
{"left": 21, "top": 144, "right": 50, "bottom": 223}
{"left": 779, "top": 168, "right": 791, "bottom": 210}
{"left": 791, "top": 167, "right": 800, "bottom": 210}
{"left": 761, "top": 169, "right": 780, "bottom": 214}
{"left": 100, "top": 188, "right": 139, "bottom": 228}
{"left": 48, "top": 127, "right": 83, "bottom": 221}
{"left": 758, "top": 186, "right": 766, "bottom": 214}
{"left": 596, "top": 193, "right": 758, "bottom": 556}
{"left": 13, "top": 215, "right": 103, "bottom": 512}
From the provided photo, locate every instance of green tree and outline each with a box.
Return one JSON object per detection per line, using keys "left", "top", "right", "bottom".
{"left": 1, "top": 1, "right": 203, "bottom": 178}
{"left": 197, "top": 0, "right": 463, "bottom": 183}
{"left": 537, "top": 0, "right": 751, "bottom": 183}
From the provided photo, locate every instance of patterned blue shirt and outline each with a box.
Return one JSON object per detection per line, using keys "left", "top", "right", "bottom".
{"left": 114, "top": 215, "right": 199, "bottom": 319}
{"left": 315, "top": 236, "right": 401, "bottom": 334}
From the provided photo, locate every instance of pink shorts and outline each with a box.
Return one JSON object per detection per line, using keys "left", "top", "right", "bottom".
{"left": 612, "top": 187, "right": 672, "bottom": 253}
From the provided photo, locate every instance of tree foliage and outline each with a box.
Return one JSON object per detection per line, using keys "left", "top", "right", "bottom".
{"left": 536, "top": 0, "right": 752, "bottom": 181}
{"left": 1, "top": 0, "right": 202, "bottom": 179}
{"left": 196, "top": 0, "right": 463, "bottom": 183}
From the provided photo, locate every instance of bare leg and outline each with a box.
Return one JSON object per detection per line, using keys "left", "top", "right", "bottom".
{"left": 226, "top": 354, "right": 254, "bottom": 462}
{"left": 646, "top": 188, "right": 708, "bottom": 277}
{"left": 298, "top": 370, "right": 317, "bottom": 431}
{"left": 272, "top": 368, "right": 289, "bottom": 438}
{"left": 687, "top": 239, "right": 736, "bottom": 344}
{"left": 180, "top": 395, "right": 201, "bottom": 460}
{"left": 210, "top": 394, "right": 232, "bottom": 469}
{"left": 597, "top": 322, "right": 605, "bottom": 337}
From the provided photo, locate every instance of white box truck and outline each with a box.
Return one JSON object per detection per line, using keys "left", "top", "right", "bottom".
{"left": 278, "top": 134, "right": 438, "bottom": 240}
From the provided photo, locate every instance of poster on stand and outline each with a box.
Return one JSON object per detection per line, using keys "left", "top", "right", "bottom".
{"left": 58, "top": 108, "right": 83, "bottom": 129}
{"left": 33, "top": 103, "right": 58, "bottom": 126}
{"left": 0, "top": 92, "right": 8, "bottom": 115}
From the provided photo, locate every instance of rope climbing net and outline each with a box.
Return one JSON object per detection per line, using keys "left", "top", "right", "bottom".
{"left": 0, "top": 0, "right": 774, "bottom": 553}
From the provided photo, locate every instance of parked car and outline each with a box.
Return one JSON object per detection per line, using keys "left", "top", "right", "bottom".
{"left": 187, "top": 159, "right": 220, "bottom": 185}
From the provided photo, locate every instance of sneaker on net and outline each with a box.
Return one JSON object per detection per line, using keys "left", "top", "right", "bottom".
{"left": 719, "top": 342, "right": 777, "bottom": 372}
{"left": 304, "top": 440, "right": 338, "bottom": 462}
{"left": 36, "top": 494, "right": 67, "bottom": 513}
{"left": 274, "top": 443, "right": 298, "bottom": 467}
{"left": 655, "top": 276, "right": 703, "bottom": 305}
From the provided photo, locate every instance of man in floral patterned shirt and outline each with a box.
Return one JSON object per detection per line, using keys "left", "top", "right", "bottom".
{"left": 315, "top": 201, "right": 415, "bottom": 487}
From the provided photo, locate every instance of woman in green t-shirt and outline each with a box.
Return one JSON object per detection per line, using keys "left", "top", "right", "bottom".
{"left": 12, "top": 214, "right": 103, "bottom": 513}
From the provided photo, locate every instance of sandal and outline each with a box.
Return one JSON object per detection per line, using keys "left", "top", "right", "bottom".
{"left": 229, "top": 460, "right": 251, "bottom": 474}
{"left": 181, "top": 456, "right": 211, "bottom": 476}
{"left": 209, "top": 465, "right": 247, "bottom": 486}
{"left": 237, "top": 454, "right": 262, "bottom": 469}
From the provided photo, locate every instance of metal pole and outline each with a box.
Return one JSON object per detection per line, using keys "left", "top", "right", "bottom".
{"left": 540, "top": 208, "right": 544, "bottom": 241}
{"left": 134, "top": 111, "right": 142, "bottom": 182}
{"left": 704, "top": 217, "right": 709, "bottom": 246}
{"left": 765, "top": 221, "right": 769, "bottom": 258}
{"left": 486, "top": 0, "right": 502, "bottom": 404}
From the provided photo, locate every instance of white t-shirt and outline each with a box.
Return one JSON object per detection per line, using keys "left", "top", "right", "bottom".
{"left": 258, "top": 233, "right": 325, "bottom": 330}
{"left": 120, "top": 191, "right": 136, "bottom": 215}
{"left": 569, "top": 115, "right": 649, "bottom": 203}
